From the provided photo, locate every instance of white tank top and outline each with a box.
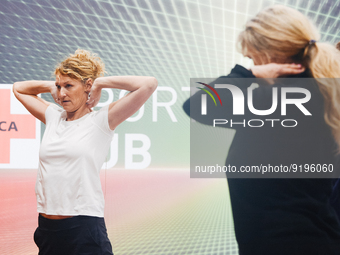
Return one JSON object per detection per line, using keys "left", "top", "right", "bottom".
{"left": 35, "top": 104, "right": 114, "bottom": 217}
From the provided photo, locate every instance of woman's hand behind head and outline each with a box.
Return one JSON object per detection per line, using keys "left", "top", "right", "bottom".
{"left": 51, "top": 82, "right": 61, "bottom": 105}
{"left": 250, "top": 63, "right": 305, "bottom": 79}
{"left": 86, "top": 78, "right": 102, "bottom": 109}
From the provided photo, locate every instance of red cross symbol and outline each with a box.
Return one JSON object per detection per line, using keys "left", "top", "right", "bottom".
{"left": 0, "top": 89, "right": 36, "bottom": 164}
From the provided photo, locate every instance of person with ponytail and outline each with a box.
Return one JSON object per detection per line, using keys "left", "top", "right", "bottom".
{"left": 183, "top": 5, "right": 340, "bottom": 255}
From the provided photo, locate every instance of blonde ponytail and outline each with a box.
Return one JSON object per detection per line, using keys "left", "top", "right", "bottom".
{"left": 238, "top": 5, "right": 340, "bottom": 151}
{"left": 305, "top": 42, "right": 340, "bottom": 150}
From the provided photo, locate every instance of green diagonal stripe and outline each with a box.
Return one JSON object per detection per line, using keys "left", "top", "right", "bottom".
{"left": 197, "top": 87, "right": 217, "bottom": 106}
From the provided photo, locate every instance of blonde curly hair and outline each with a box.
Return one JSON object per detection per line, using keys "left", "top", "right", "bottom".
{"left": 55, "top": 49, "right": 105, "bottom": 82}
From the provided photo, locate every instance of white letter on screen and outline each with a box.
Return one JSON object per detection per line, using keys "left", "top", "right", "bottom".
{"left": 125, "top": 134, "right": 151, "bottom": 169}
{"left": 152, "top": 87, "right": 177, "bottom": 122}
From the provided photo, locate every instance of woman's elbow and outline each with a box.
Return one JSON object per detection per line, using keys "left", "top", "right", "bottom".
{"left": 147, "top": 77, "right": 158, "bottom": 91}
{"left": 12, "top": 82, "right": 21, "bottom": 98}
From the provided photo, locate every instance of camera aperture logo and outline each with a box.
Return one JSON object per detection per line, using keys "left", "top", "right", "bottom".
{"left": 197, "top": 81, "right": 312, "bottom": 128}
{"left": 196, "top": 82, "right": 222, "bottom": 115}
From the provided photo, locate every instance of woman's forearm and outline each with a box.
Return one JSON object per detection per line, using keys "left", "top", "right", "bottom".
{"left": 12, "top": 81, "right": 56, "bottom": 124}
{"left": 93, "top": 76, "right": 157, "bottom": 92}
{"left": 13, "top": 81, "right": 55, "bottom": 96}
{"left": 86, "top": 76, "right": 158, "bottom": 109}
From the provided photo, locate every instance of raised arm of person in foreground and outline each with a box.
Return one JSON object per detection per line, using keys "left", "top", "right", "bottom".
{"left": 87, "top": 76, "right": 158, "bottom": 130}
{"left": 12, "top": 81, "right": 58, "bottom": 124}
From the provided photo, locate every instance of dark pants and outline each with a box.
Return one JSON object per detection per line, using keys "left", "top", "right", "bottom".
{"left": 34, "top": 215, "right": 113, "bottom": 255}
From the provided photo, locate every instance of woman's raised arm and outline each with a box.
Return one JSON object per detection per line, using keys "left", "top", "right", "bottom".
{"left": 87, "top": 76, "right": 157, "bottom": 130}
{"left": 13, "top": 81, "right": 57, "bottom": 124}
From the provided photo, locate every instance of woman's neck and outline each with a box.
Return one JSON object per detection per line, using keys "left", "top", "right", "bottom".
{"left": 66, "top": 105, "right": 91, "bottom": 121}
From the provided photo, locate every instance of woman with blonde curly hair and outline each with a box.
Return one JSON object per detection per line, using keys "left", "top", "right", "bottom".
{"left": 184, "top": 5, "right": 340, "bottom": 255}
{"left": 13, "top": 49, "right": 157, "bottom": 255}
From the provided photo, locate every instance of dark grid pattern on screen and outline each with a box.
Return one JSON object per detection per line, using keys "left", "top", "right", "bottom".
{"left": 1, "top": 0, "right": 340, "bottom": 85}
